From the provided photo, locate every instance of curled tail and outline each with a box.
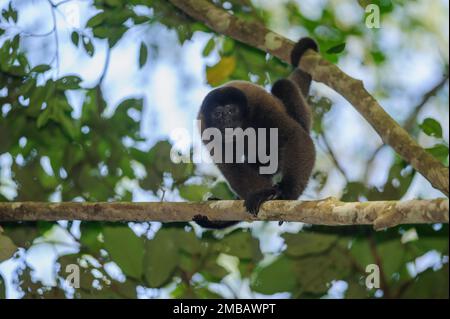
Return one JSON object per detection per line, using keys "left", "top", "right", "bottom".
{"left": 289, "top": 37, "right": 319, "bottom": 97}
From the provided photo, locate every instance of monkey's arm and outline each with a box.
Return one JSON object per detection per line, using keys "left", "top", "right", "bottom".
{"left": 271, "top": 78, "right": 312, "bottom": 132}
{"left": 244, "top": 125, "right": 315, "bottom": 215}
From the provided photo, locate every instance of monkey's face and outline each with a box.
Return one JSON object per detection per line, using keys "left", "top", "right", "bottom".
{"left": 211, "top": 104, "right": 243, "bottom": 129}
{"left": 201, "top": 86, "right": 248, "bottom": 130}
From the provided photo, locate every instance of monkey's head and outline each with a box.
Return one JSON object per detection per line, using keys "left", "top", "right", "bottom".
{"left": 201, "top": 87, "right": 248, "bottom": 131}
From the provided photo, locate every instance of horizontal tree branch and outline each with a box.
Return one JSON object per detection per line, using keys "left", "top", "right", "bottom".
{"left": 168, "top": 0, "right": 449, "bottom": 197}
{"left": 0, "top": 199, "right": 448, "bottom": 230}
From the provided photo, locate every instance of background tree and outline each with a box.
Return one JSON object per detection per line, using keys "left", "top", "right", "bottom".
{"left": 0, "top": 0, "right": 448, "bottom": 299}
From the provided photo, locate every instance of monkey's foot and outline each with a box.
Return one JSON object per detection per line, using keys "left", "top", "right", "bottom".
{"left": 244, "top": 187, "right": 281, "bottom": 216}
{"left": 206, "top": 195, "right": 240, "bottom": 201}
{"left": 192, "top": 214, "right": 238, "bottom": 229}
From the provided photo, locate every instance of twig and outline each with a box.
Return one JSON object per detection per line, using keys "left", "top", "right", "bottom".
{"left": 97, "top": 47, "right": 111, "bottom": 87}
{"left": 404, "top": 74, "right": 449, "bottom": 133}
{"left": 363, "top": 144, "right": 386, "bottom": 184}
{"left": 319, "top": 132, "right": 349, "bottom": 182}
{"left": 47, "top": 0, "right": 60, "bottom": 77}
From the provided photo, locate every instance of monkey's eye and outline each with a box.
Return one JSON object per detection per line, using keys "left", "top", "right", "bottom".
{"left": 212, "top": 106, "right": 224, "bottom": 119}
{"left": 224, "top": 104, "right": 238, "bottom": 114}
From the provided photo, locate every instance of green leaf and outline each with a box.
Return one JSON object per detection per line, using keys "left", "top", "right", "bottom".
{"left": 0, "top": 234, "right": 17, "bottom": 262}
{"left": 30, "top": 64, "right": 51, "bottom": 73}
{"left": 178, "top": 184, "right": 209, "bottom": 201}
{"left": 106, "top": 26, "right": 127, "bottom": 47}
{"left": 86, "top": 12, "right": 107, "bottom": 28}
{"left": 105, "top": 0, "right": 122, "bottom": 7}
{"left": 371, "top": 51, "right": 386, "bottom": 64}
{"left": 175, "top": 230, "right": 202, "bottom": 255}
{"left": 103, "top": 225, "right": 144, "bottom": 280}
{"left": 144, "top": 228, "right": 179, "bottom": 287}
{"left": 0, "top": 274, "right": 5, "bottom": 299}
{"left": 55, "top": 110, "right": 77, "bottom": 139}
{"left": 426, "top": 144, "right": 449, "bottom": 163}
{"left": 348, "top": 239, "right": 376, "bottom": 268}
{"left": 401, "top": 265, "right": 449, "bottom": 298}
{"left": 19, "top": 78, "right": 36, "bottom": 96}
{"left": 283, "top": 232, "right": 338, "bottom": 257}
{"left": 11, "top": 34, "right": 20, "bottom": 51}
{"left": 82, "top": 37, "right": 95, "bottom": 57}
{"left": 139, "top": 42, "right": 148, "bottom": 68}
{"left": 92, "top": 26, "right": 110, "bottom": 39}
{"left": 295, "top": 252, "right": 351, "bottom": 294}
{"left": 133, "top": 15, "right": 149, "bottom": 25}
{"left": 26, "top": 86, "right": 47, "bottom": 117}
{"left": 202, "top": 38, "right": 215, "bottom": 57}
{"left": 2, "top": 224, "right": 39, "bottom": 248}
{"left": 70, "top": 31, "right": 79, "bottom": 47}
{"left": 326, "top": 43, "right": 346, "bottom": 54}
{"left": 420, "top": 118, "right": 443, "bottom": 138}
{"left": 222, "top": 38, "right": 235, "bottom": 55}
{"left": 210, "top": 182, "right": 235, "bottom": 199}
{"left": 217, "top": 231, "right": 262, "bottom": 261}
{"left": 9, "top": 2, "right": 18, "bottom": 23}
{"left": 251, "top": 256, "right": 297, "bottom": 294}
{"left": 201, "top": 256, "right": 228, "bottom": 281}
{"left": 56, "top": 75, "right": 82, "bottom": 90}
{"left": 80, "top": 222, "right": 103, "bottom": 253}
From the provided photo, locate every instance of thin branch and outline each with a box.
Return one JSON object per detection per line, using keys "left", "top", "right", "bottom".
{"left": 97, "top": 47, "right": 111, "bottom": 87}
{"left": 404, "top": 74, "right": 449, "bottom": 133}
{"left": 319, "top": 132, "right": 349, "bottom": 182}
{"left": 21, "top": 29, "right": 55, "bottom": 38}
{"left": 167, "top": 0, "right": 449, "bottom": 197}
{"left": 363, "top": 144, "right": 386, "bottom": 184}
{"left": 47, "top": 0, "right": 60, "bottom": 77}
{"left": 54, "top": 0, "right": 75, "bottom": 7}
{"left": 0, "top": 198, "right": 447, "bottom": 231}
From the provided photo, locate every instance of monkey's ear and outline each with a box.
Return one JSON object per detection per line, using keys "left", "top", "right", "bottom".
{"left": 291, "top": 37, "right": 318, "bottom": 67}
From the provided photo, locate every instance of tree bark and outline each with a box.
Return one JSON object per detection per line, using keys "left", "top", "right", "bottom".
{"left": 168, "top": 0, "right": 449, "bottom": 197}
{"left": 0, "top": 199, "right": 448, "bottom": 230}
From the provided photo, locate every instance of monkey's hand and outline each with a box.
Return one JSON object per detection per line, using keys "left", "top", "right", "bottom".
{"left": 244, "top": 186, "right": 282, "bottom": 216}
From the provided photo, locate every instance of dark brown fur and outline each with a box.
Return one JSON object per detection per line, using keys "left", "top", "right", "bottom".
{"left": 194, "top": 38, "right": 318, "bottom": 229}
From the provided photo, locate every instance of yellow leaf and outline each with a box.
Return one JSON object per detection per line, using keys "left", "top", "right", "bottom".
{"left": 206, "top": 56, "right": 236, "bottom": 86}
